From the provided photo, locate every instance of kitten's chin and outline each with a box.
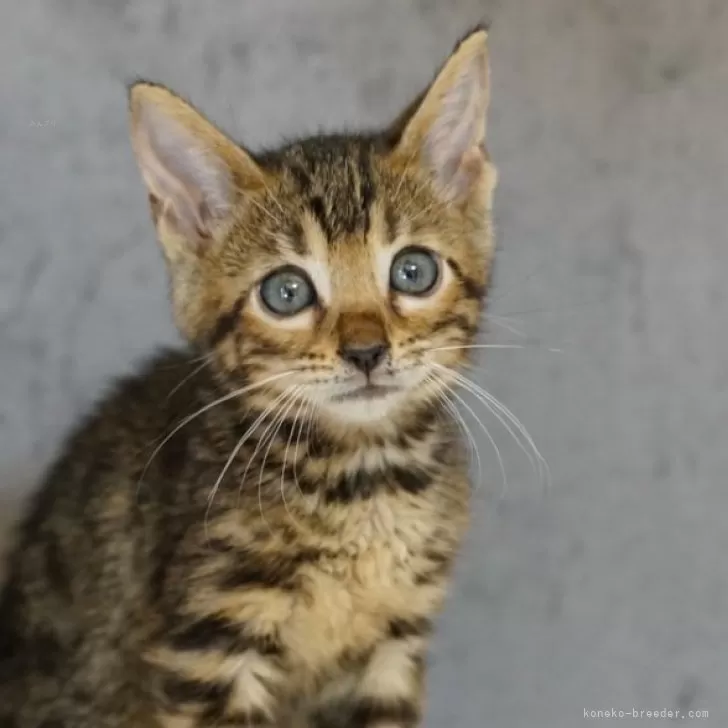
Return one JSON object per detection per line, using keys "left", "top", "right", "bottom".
{"left": 312, "top": 365, "right": 439, "bottom": 426}
{"left": 320, "top": 387, "right": 407, "bottom": 425}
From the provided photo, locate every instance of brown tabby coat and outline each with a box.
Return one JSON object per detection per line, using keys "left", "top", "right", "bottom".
{"left": 0, "top": 27, "right": 496, "bottom": 728}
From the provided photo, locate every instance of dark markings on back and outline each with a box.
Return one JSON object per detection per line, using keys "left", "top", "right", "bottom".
{"left": 45, "top": 533, "right": 72, "bottom": 601}
{"left": 23, "top": 629, "right": 67, "bottom": 677}
{"left": 157, "top": 421, "right": 190, "bottom": 479}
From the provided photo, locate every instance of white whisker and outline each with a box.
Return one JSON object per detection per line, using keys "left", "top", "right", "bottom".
{"left": 430, "top": 369, "right": 507, "bottom": 497}
{"left": 165, "top": 356, "right": 212, "bottom": 401}
{"left": 435, "top": 363, "right": 534, "bottom": 469}
{"left": 279, "top": 394, "right": 308, "bottom": 527}
{"left": 137, "top": 370, "right": 295, "bottom": 499}
{"left": 431, "top": 361, "right": 550, "bottom": 493}
{"left": 237, "top": 386, "right": 301, "bottom": 535}
{"left": 427, "top": 373, "right": 484, "bottom": 491}
{"left": 256, "top": 387, "right": 302, "bottom": 521}
{"left": 478, "top": 386, "right": 552, "bottom": 493}
{"left": 486, "top": 314, "right": 527, "bottom": 339}
{"left": 203, "top": 387, "right": 292, "bottom": 540}
{"left": 433, "top": 343, "right": 564, "bottom": 356}
{"left": 429, "top": 344, "right": 528, "bottom": 352}
{"left": 292, "top": 397, "right": 315, "bottom": 500}
{"left": 236, "top": 394, "right": 290, "bottom": 512}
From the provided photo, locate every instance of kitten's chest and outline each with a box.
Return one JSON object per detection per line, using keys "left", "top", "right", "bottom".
{"left": 282, "top": 494, "right": 452, "bottom": 672}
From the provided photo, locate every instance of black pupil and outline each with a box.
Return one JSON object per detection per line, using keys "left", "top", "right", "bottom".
{"left": 281, "top": 280, "right": 299, "bottom": 301}
{"left": 402, "top": 260, "right": 420, "bottom": 281}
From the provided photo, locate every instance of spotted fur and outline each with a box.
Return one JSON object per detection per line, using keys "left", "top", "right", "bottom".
{"left": 0, "top": 27, "right": 496, "bottom": 728}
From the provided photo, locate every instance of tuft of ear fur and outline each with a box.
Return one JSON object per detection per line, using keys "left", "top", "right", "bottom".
{"left": 390, "top": 27, "right": 495, "bottom": 205}
{"left": 128, "top": 82, "right": 265, "bottom": 257}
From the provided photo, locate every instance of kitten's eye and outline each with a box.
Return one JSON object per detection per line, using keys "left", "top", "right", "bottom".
{"left": 259, "top": 266, "right": 316, "bottom": 316}
{"left": 390, "top": 247, "right": 440, "bottom": 296}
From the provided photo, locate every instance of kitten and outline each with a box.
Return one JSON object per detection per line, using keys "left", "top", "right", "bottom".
{"left": 0, "top": 27, "right": 496, "bottom": 728}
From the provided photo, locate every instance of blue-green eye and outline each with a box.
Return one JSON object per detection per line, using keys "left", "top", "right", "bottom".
{"left": 259, "top": 266, "right": 316, "bottom": 316}
{"left": 390, "top": 247, "right": 440, "bottom": 296}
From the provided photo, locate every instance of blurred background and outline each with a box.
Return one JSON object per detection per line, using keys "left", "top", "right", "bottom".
{"left": 1, "top": 1, "right": 727, "bottom": 725}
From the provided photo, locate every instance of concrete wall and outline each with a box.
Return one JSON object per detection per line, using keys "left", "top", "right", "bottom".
{"left": 1, "top": 1, "right": 726, "bottom": 725}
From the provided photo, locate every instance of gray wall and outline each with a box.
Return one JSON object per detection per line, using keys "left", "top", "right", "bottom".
{"left": 1, "top": 1, "right": 726, "bottom": 725}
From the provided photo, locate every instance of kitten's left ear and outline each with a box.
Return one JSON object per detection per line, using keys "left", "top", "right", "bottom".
{"left": 128, "top": 82, "right": 266, "bottom": 257}
{"left": 389, "top": 27, "right": 496, "bottom": 205}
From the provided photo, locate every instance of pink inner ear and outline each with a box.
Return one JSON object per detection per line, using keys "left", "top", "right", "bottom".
{"left": 169, "top": 195, "right": 216, "bottom": 243}
{"left": 134, "top": 102, "right": 234, "bottom": 241}
{"left": 425, "top": 104, "right": 486, "bottom": 202}
{"left": 454, "top": 145, "right": 487, "bottom": 196}
{"left": 413, "top": 50, "right": 488, "bottom": 202}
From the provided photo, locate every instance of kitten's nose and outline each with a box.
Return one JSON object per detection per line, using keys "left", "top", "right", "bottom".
{"left": 340, "top": 344, "right": 388, "bottom": 375}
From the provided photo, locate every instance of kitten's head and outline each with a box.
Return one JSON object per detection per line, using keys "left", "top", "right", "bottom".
{"left": 129, "top": 28, "right": 496, "bottom": 432}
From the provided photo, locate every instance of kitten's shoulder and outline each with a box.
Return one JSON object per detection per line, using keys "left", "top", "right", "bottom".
{"left": 74, "top": 346, "right": 218, "bottom": 435}
{"left": 5, "top": 348, "right": 212, "bottom": 545}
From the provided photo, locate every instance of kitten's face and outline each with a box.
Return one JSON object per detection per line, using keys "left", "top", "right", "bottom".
{"left": 206, "top": 143, "right": 492, "bottom": 425}
{"left": 130, "top": 29, "right": 496, "bottom": 429}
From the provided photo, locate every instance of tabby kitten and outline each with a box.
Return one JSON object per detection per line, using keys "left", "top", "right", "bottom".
{"left": 0, "top": 27, "right": 496, "bottom": 728}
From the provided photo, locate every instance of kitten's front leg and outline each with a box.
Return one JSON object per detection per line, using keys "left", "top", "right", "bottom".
{"left": 148, "top": 615, "right": 291, "bottom": 728}
{"left": 312, "top": 620, "right": 429, "bottom": 728}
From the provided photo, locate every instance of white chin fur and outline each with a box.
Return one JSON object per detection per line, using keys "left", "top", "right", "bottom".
{"left": 322, "top": 390, "right": 404, "bottom": 424}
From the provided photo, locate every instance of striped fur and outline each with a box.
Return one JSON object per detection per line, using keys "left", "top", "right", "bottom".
{"left": 0, "top": 27, "right": 496, "bottom": 728}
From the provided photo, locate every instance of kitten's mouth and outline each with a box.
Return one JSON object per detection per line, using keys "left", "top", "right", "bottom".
{"left": 334, "top": 383, "right": 401, "bottom": 402}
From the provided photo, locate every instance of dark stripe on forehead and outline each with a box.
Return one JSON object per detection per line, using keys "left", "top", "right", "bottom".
{"left": 291, "top": 162, "right": 335, "bottom": 240}
{"left": 357, "top": 146, "right": 376, "bottom": 234}
{"left": 309, "top": 195, "right": 333, "bottom": 240}
{"left": 289, "top": 162, "right": 313, "bottom": 193}
{"left": 383, "top": 203, "right": 398, "bottom": 244}
{"left": 286, "top": 139, "right": 377, "bottom": 242}
{"left": 287, "top": 217, "right": 308, "bottom": 255}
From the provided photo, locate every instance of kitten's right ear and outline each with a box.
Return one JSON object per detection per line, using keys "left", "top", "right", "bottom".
{"left": 128, "top": 82, "right": 265, "bottom": 257}
{"left": 387, "top": 27, "right": 495, "bottom": 206}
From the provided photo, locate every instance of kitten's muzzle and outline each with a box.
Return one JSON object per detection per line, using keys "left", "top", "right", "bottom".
{"left": 338, "top": 344, "right": 388, "bottom": 376}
